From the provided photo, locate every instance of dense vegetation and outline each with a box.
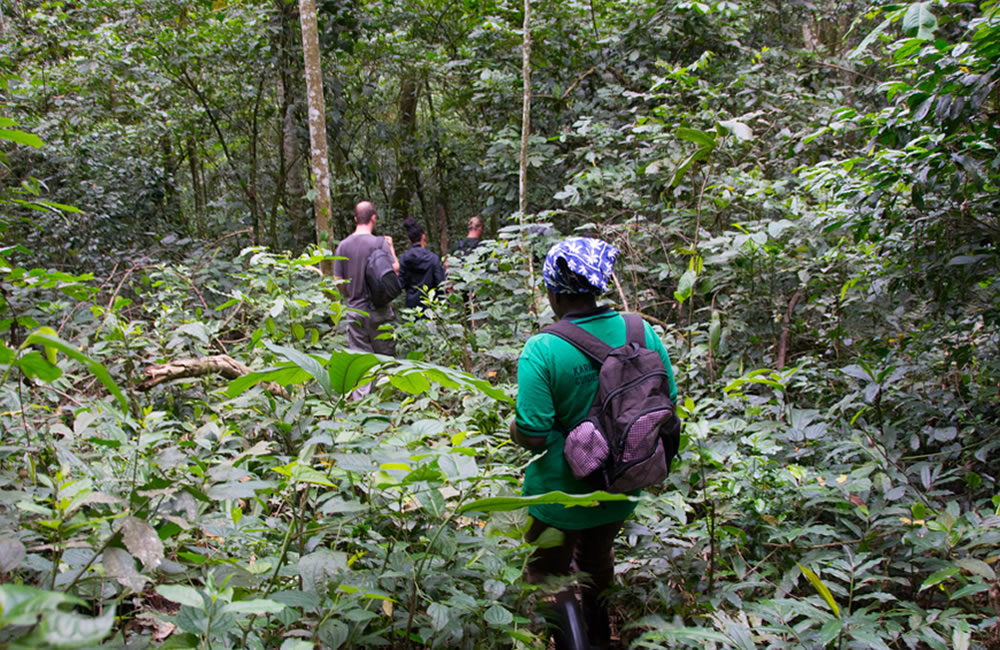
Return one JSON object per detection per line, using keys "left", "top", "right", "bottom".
{"left": 1, "top": 0, "right": 998, "bottom": 648}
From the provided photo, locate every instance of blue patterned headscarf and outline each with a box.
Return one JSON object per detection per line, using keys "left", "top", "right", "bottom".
{"left": 542, "top": 237, "right": 619, "bottom": 295}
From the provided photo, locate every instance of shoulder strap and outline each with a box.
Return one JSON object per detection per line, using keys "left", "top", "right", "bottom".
{"left": 542, "top": 319, "right": 614, "bottom": 364}
{"left": 623, "top": 313, "right": 646, "bottom": 348}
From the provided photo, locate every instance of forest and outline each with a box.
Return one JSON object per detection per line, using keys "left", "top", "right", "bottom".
{"left": 1, "top": 0, "right": 998, "bottom": 647}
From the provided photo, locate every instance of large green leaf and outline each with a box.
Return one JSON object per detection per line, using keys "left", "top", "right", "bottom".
{"left": 327, "top": 348, "right": 381, "bottom": 394}
{"left": 221, "top": 599, "right": 286, "bottom": 615}
{"left": 676, "top": 127, "right": 716, "bottom": 147}
{"left": 155, "top": 584, "right": 206, "bottom": 610}
{"left": 263, "top": 340, "right": 331, "bottom": 396}
{"left": 226, "top": 365, "right": 311, "bottom": 398}
{"left": 0, "top": 128, "right": 44, "bottom": 148}
{"left": 35, "top": 607, "right": 116, "bottom": 647}
{"left": 797, "top": 563, "right": 841, "bottom": 618}
{"left": 902, "top": 3, "right": 937, "bottom": 40}
{"left": 458, "top": 490, "right": 632, "bottom": 514}
{"left": 0, "top": 585, "right": 85, "bottom": 627}
{"left": 24, "top": 330, "right": 127, "bottom": 411}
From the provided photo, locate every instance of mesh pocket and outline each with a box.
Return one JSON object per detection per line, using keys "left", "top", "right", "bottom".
{"left": 564, "top": 420, "right": 609, "bottom": 480}
{"left": 623, "top": 410, "right": 671, "bottom": 462}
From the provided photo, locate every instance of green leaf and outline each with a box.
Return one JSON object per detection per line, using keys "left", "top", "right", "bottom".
{"left": 950, "top": 583, "right": 992, "bottom": 600}
{"left": 458, "top": 490, "right": 632, "bottom": 514}
{"left": 797, "top": 563, "right": 841, "bottom": 618}
{"left": 156, "top": 584, "right": 206, "bottom": 610}
{"left": 36, "top": 607, "right": 116, "bottom": 647}
{"left": 263, "top": 340, "right": 331, "bottom": 396}
{"left": 676, "top": 127, "right": 716, "bottom": 147}
{"left": 669, "top": 147, "right": 709, "bottom": 188}
{"left": 919, "top": 567, "right": 960, "bottom": 591}
{"left": 226, "top": 366, "right": 311, "bottom": 398}
{"left": 902, "top": 2, "right": 937, "bottom": 40}
{"left": 674, "top": 268, "right": 697, "bottom": 304}
{"left": 34, "top": 200, "right": 81, "bottom": 214}
{"left": 23, "top": 331, "right": 127, "bottom": 411}
{"left": 327, "top": 348, "right": 381, "bottom": 395}
{"left": 17, "top": 351, "right": 62, "bottom": 381}
{"left": 955, "top": 558, "right": 996, "bottom": 580}
{"left": 0, "top": 128, "right": 44, "bottom": 148}
{"left": 0, "top": 585, "right": 85, "bottom": 627}
{"left": 221, "top": 599, "right": 286, "bottom": 615}
{"left": 390, "top": 371, "right": 431, "bottom": 395}
{"left": 483, "top": 604, "right": 513, "bottom": 626}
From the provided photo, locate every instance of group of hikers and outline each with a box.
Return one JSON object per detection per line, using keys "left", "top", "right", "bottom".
{"left": 332, "top": 201, "right": 679, "bottom": 649}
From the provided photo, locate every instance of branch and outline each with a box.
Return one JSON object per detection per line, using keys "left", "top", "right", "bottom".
{"left": 776, "top": 290, "right": 803, "bottom": 371}
{"left": 137, "top": 355, "right": 291, "bottom": 399}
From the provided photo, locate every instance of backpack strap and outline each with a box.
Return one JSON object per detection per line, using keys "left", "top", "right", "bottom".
{"left": 542, "top": 319, "right": 614, "bottom": 364}
{"left": 623, "top": 313, "right": 647, "bottom": 348}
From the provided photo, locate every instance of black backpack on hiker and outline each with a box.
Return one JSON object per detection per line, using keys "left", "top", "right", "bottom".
{"left": 364, "top": 246, "right": 402, "bottom": 308}
{"left": 542, "top": 313, "right": 681, "bottom": 493}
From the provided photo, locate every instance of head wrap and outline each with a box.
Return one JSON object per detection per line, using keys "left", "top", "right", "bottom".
{"left": 542, "top": 237, "right": 619, "bottom": 295}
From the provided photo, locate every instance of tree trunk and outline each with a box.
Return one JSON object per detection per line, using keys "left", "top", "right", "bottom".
{"left": 187, "top": 135, "right": 204, "bottom": 234}
{"left": 299, "top": 0, "right": 333, "bottom": 275}
{"left": 519, "top": 0, "right": 532, "bottom": 217}
{"left": 391, "top": 76, "right": 420, "bottom": 221}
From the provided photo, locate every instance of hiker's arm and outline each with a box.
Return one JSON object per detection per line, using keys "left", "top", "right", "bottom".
{"left": 385, "top": 236, "right": 400, "bottom": 273}
{"left": 510, "top": 419, "right": 547, "bottom": 451}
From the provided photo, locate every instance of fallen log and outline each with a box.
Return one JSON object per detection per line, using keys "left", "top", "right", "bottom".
{"left": 137, "top": 355, "right": 291, "bottom": 399}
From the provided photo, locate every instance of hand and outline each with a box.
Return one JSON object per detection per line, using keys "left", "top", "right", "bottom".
{"left": 384, "top": 235, "right": 395, "bottom": 251}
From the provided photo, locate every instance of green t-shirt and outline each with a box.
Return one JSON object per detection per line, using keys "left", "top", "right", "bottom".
{"left": 515, "top": 307, "right": 678, "bottom": 530}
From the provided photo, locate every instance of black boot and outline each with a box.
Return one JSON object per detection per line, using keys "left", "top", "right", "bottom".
{"left": 549, "top": 595, "right": 589, "bottom": 650}
{"left": 581, "top": 593, "right": 611, "bottom": 650}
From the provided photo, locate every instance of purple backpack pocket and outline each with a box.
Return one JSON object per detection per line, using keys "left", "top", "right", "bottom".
{"left": 563, "top": 420, "right": 609, "bottom": 480}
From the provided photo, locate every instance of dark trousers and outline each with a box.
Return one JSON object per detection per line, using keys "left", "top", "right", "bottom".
{"left": 525, "top": 518, "right": 624, "bottom": 598}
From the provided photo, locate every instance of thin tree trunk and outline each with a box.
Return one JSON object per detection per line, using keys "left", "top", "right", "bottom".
{"left": 519, "top": 0, "right": 531, "bottom": 216}
{"left": 187, "top": 135, "right": 204, "bottom": 233}
{"left": 299, "top": 0, "right": 333, "bottom": 275}
{"left": 519, "top": 0, "right": 537, "bottom": 317}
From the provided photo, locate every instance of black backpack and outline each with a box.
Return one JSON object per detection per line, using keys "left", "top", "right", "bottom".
{"left": 364, "top": 245, "right": 402, "bottom": 308}
{"left": 542, "top": 313, "right": 681, "bottom": 493}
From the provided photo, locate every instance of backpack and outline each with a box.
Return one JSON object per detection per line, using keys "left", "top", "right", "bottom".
{"left": 364, "top": 245, "right": 402, "bottom": 308}
{"left": 542, "top": 313, "right": 681, "bottom": 493}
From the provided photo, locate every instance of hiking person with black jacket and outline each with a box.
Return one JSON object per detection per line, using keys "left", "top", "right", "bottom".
{"left": 399, "top": 217, "right": 446, "bottom": 309}
{"left": 509, "top": 237, "right": 679, "bottom": 650}
{"left": 450, "top": 215, "right": 485, "bottom": 258}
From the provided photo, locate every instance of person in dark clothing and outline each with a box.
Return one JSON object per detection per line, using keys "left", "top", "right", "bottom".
{"left": 450, "top": 215, "right": 485, "bottom": 257}
{"left": 399, "top": 218, "right": 446, "bottom": 309}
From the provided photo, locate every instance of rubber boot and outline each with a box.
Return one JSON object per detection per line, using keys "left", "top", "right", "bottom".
{"left": 549, "top": 596, "right": 589, "bottom": 650}
{"left": 581, "top": 593, "right": 612, "bottom": 650}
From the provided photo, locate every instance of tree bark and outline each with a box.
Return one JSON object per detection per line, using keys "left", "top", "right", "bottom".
{"left": 299, "top": 0, "right": 333, "bottom": 275}
{"left": 137, "top": 355, "right": 291, "bottom": 399}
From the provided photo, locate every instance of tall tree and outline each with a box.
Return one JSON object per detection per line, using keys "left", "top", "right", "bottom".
{"left": 299, "top": 0, "right": 333, "bottom": 275}
{"left": 518, "top": 0, "right": 531, "bottom": 217}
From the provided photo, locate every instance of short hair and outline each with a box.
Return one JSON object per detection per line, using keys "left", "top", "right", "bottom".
{"left": 355, "top": 201, "right": 377, "bottom": 225}
{"left": 403, "top": 217, "right": 424, "bottom": 244}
